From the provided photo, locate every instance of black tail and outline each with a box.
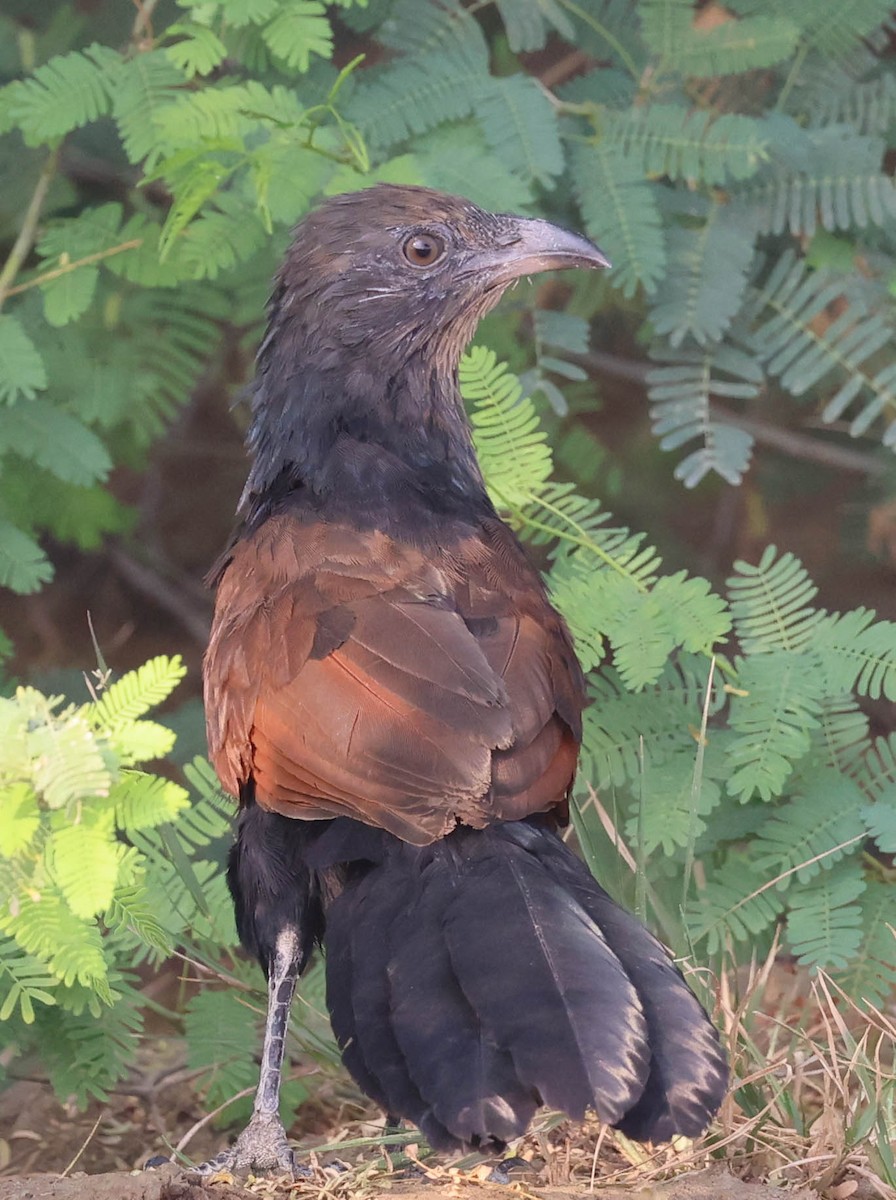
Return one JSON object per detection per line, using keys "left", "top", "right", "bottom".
{"left": 311, "top": 819, "right": 727, "bottom": 1151}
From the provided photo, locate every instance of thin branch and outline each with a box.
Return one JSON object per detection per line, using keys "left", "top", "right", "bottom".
{"left": 131, "top": 0, "right": 161, "bottom": 45}
{"left": 4, "top": 239, "right": 144, "bottom": 298}
{"left": 0, "top": 147, "right": 60, "bottom": 312}
{"left": 574, "top": 349, "right": 887, "bottom": 476}
{"left": 109, "top": 547, "right": 211, "bottom": 644}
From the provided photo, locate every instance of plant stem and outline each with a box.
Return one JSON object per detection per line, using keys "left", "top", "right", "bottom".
{"left": 775, "top": 41, "right": 808, "bottom": 112}
{"left": 0, "top": 146, "right": 60, "bottom": 313}
{"left": 5, "top": 239, "right": 144, "bottom": 299}
{"left": 131, "top": 0, "right": 161, "bottom": 45}
{"left": 556, "top": 0, "right": 641, "bottom": 80}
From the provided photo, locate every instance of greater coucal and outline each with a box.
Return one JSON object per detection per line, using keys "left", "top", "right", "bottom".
{"left": 202, "top": 184, "right": 727, "bottom": 1174}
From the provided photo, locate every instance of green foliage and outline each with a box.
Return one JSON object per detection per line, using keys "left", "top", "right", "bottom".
{"left": 0, "top": 44, "right": 119, "bottom": 144}
{"left": 0, "top": 661, "right": 188, "bottom": 1094}
{"left": 0, "top": 659, "right": 187, "bottom": 1011}
{"left": 647, "top": 342, "right": 760, "bottom": 486}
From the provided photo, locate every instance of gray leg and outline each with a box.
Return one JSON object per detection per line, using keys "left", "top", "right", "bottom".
{"left": 197, "top": 928, "right": 304, "bottom": 1176}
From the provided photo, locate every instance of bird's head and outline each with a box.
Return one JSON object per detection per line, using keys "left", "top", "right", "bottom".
{"left": 267, "top": 184, "right": 609, "bottom": 373}
{"left": 244, "top": 186, "right": 608, "bottom": 524}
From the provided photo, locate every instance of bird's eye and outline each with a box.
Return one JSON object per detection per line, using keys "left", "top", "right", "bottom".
{"left": 403, "top": 233, "right": 445, "bottom": 268}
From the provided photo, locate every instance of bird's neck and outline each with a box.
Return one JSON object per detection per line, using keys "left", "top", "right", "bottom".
{"left": 239, "top": 338, "right": 494, "bottom": 537}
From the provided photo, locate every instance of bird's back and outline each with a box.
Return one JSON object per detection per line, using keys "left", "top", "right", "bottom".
{"left": 205, "top": 500, "right": 585, "bottom": 845}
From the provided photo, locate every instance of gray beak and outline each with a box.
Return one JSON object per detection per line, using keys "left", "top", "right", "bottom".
{"left": 487, "top": 217, "right": 611, "bottom": 284}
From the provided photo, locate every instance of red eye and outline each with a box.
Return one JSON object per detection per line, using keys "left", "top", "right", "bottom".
{"left": 403, "top": 233, "right": 445, "bottom": 267}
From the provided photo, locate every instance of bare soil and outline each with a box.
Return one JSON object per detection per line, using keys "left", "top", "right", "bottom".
{"left": 0, "top": 1163, "right": 818, "bottom": 1200}
{"left": 0, "top": 1075, "right": 820, "bottom": 1200}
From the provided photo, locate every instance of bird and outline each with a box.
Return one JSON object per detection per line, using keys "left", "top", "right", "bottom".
{"left": 201, "top": 184, "right": 728, "bottom": 1175}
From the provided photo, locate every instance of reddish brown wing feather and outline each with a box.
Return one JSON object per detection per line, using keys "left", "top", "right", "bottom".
{"left": 204, "top": 512, "right": 585, "bottom": 845}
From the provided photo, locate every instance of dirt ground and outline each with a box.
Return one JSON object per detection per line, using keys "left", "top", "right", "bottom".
{"left": 0, "top": 1164, "right": 818, "bottom": 1200}
{"left": 0, "top": 1075, "right": 825, "bottom": 1200}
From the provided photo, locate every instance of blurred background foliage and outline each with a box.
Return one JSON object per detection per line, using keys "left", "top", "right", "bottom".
{"left": 0, "top": 0, "right": 895, "bottom": 1169}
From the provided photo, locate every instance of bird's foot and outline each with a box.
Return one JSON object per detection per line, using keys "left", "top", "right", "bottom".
{"left": 193, "top": 1113, "right": 306, "bottom": 1178}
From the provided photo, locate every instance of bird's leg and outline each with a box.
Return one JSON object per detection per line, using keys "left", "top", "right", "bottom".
{"left": 196, "top": 926, "right": 303, "bottom": 1177}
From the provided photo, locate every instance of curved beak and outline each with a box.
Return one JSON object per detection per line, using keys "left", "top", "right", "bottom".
{"left": 485, "top": 217, "right": 611, "bottom": 284}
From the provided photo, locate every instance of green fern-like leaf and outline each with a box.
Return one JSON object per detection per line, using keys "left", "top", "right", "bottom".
{"left": 261, "top": 1, "right": 332, "bottom": 72}
{"left": 0, "top": 937, "right": 56, "bottom": 1023}
{"left": 734, "top": 121, "right": 896, "bottom": 236}
{"left": 109, "top": 772, "right": 190, "bottom": 831}
{"left": 727, "top": 545, "right": 823, "bottom": 652}
{"left": 579, "top": 655, "right": 723, "bottom": 788}
{"left": 813, "top": 608, "right": 896, "bottom": 701}
{"left": 118, "top": 286, "right": 228, "bottom": 438}
{"left": 0, "top": 783, "right": 39, "bottom": 856}
{"left": 812, "top": 67, "right": 896, "bottom": 136}
{"left": 647, "top": 342, "right": 760, "bottom": 487}
{"left": 605, "top": 106, "right": 768, "bottom": 184}
{"left": 813, "top": 695, "right": 871, "bottom": 778}
{"left": 680, "top": 14, "right": 799, "bottom": 77}
{"left": 1, "top": 398, "right": 111, "bottom": 487}
{"left": 547, "top": 555, "right": 606, "bottom": 673}
{"left": 153, "top": 80, "right": 303, "bottom": 148}
{"left": 110, "top": 49, "right": 187, "bottom": 167}
{"left": 789, "top": 0, "right": 895, "bottom": 58}
{"left": 752, "top": 769, "right": 866, "bottom": 882}
{"left": 0, "top": 314, "right": 47, "bottom": 403}
{"left": 177, "top": 195, "right": 269, "bottom": 280}
{"left": 649, "top": 207, "right": 757, "bottom": 347}
{"left": 745, "top": 252, "right": 896, "bottom": 445}
{"left": 653, "top": 572, "right": 732, "bottom": 654}
{"left": 37, "top": 204, "right": 125, "bottom": 263}
{"left": 413, "top": 123, "right": 534, "bottom": 212}
{"left": 862, "top": 792, "right": 896, "bottom": 854}
{"left": 2, "top": 889, "right": 110, "bottom": 999}
{"left": 627, "top": 743, "right": 724, "bottom": 856}
{"left": 21, "top": 693, "right": 112, "bottom": 808}
{"left": 110, "top": 718, "right": 177, "bottom": 765}
{"left": 106, "top": 882, "right": 175, "bottom": 959}
{"left": 165, "top": 22, "right": 229, "bottom": 76}
{"left": 493, "top": 0, "right": 575, "bottom": 51}
{"left": 0, "top": 519, "right": 52, "bottom": 593}
{"left": 474, "top": 74, "right": 563, "bottom": 185}
{"left": 462, "top": 345, "right": 553, "bottom": 506}
{"left": 185, "top": 988, "right": 261, "bottom": 1112}
{"left": 686, "top": 856, "right": 786, "bottom": 953}
{"left": 571, "top": 141, "right": 666, "bottom": 297}
{"left": 378, "top": 0, "right": 489, "bottom": 63}
{"left": 46, "top": 821, "right": 128, "bottom": 919}
{"left": 88, "top": 655, "right": 187, "bottom": 731}
{"left": 5, "top": 44, "right": 120, "bottom": 145}
{"left": 347, "top": 53, "right": 483, "bottom": 153}
{"left": 35, "top": 204, "right": 125, "bottom": 326}
{"left": 725, "top": 652, "right": 824, "bottom": 801}
{"left": 835, "top": 880, "right": 896, "bottom": 1006}
{"left": 861, "top": 733, "right": 896, "bottom": 803}
{"left": 215, "top": 0, "right": 281, "bottom": 26}
{"left": 639, "top": 1, "right": 798, "bottom": 75}
{"left": 35, "top": 980, "right": 143, "bottom": 1104}
{"left": 785, "top": 860, "right": 866, "bottom": 970}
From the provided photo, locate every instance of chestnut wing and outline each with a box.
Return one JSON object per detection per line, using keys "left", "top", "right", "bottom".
{"left": 205, "top": 514, "right": 583, "bottom": 844}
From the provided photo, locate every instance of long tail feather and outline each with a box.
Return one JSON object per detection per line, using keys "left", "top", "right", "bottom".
{"left": 443, "top": 835, "right": 650, "bottom": 1125}
{"left": 504, "top": 823, "right": 729, "bottom": 1140}
{"left": 317, "top": 818, "right": 726, "bottom": 1150}
{"left": 388, "top": 851, "right": 537, "bottom": 1147}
